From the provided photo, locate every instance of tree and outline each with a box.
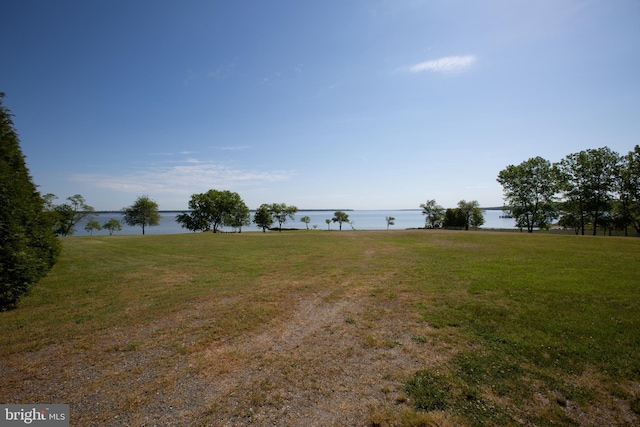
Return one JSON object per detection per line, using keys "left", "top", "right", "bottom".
{"left": 615, "top": 145, "right": 640, "bottom": 235}
{"left": 442, "top": 208, "right": 466, "bottom": 229}
{"left": 557, "top": 207, "right": 581, "bottom": 234}
{"left": 103, "top": 218, "right": 122, "bottom": 235}
{"left": 84, "top": 220, "right": 102, "bottom": 236}
{"left": 420, "top": 200, "right": 444, "bottom": 229}
{"left": 253, "top": 204, "right": 273, "bottom": 232}
{"left": 225, "top": 197, "right": 250, "bottom": 232}
{"left": 1, "top": 92, "right": 60, "bottom": 310}
{"left": 176, "top": 192, "right": 217, "bottom": 233}
{"left": 301, "top": 215, "right": 311, "bottom": 230}
{"left": 175, "top": 207, "right": 209, "bottom": 233}
{"left": 122, "top": 195, "right": 161, "bottom": 235}
{"left": 497, "top": 157, "right": 558, "bottom": 232}
{"left": 46, "top": 194, "right": 96, "bottom": 236}
{"left": 332, "top": 211, "right": 350, "bottom": 231}
{"left": 555, "top": 147, "right": 620, "bottom": 235}
{"left": 470, "top": 208, "right": 485, "bottom": 230}
{"left": 270, "top": 203, "right": 298, "bottom": 231}
{"left": 176, "top": 190, "right": 247, "bottom": 233}
{"left": 325, "top": 218, "right": 331, "bottom": 230}
{"left": 385, "top": 216, "right": 395, "bottom": 230}
{"left": 456, "top": 200, "right": 484, "bottom": 230}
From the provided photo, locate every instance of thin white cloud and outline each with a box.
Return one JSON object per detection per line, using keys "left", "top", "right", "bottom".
{"left": 405, "top": 55, "right": 477, "bottom": 74}
{"left": 69, "top": 160, "right": 293, "bottom": 196}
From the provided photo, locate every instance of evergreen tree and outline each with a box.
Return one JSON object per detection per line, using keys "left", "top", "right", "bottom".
{"left": 0, "top": 93, "right": 60, "bottom": 310}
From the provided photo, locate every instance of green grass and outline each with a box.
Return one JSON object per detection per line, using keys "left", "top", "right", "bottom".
{"left": 398, "top": 232, "right": 640, "bottom": 425}
{"left": 1, "top": 230, "right": 639, "bottom": 426}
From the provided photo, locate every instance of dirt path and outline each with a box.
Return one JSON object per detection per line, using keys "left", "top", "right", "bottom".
{"left": 1, "top": 280, "right": 447, "bottom": 426}
{"left": 183, "top": 284, "right": 446, "bottom": 426}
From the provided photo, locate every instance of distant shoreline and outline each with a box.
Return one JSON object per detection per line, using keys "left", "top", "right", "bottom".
{"left": 94, "top": 207, "right": 504, "bottom": 214}
{"left": 94, "top": 209, "right": 357, "bottom": 214}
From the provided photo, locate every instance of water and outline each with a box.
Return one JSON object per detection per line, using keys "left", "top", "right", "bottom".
{"left": 73, "top": 209, "right": 518, "bottom": 236}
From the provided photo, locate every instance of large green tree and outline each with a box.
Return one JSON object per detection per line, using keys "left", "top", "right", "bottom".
{"left": 270, "top": 203, "right": 298, "bottom": 231}
{"left": 456, "top": 200, "right": 484, "bottom": 230}
{"left": 253, "top": 204, "right": 274, "bottom": 232}
{"left": 615, "top": 145, "right": 640, "bottom": 235}
{"left": 122, "top": 195, "right": 161, "bottom": 235}
{"left": 420, "top": 199, "right": 444, "bottom": 229}
{"left": 176, "top": 189, "right": 248, "bottom": 233}
{"left": 0, "top": 93, "right": 60, "bottom": 310}
{"left": 555, "top": 147, "right": 620, "bottom": 235}
{"left": 224, "top": 195, "right": 250, "bottom": 233}
{"left": 497, "top": 156, "right": 558, "bottom": 232}
{"left": 442, "top": 208, "right": 466, "bottom": 229}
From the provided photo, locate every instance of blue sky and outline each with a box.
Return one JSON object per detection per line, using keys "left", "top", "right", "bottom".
{"left": 3, "top": 0, "right": 639, "bottom": 210}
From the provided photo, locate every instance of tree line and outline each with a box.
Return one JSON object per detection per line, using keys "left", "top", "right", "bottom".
{"left": 419, "top": 199, "right": 485, "bottom": 230}
{"left": 496, "top": 146, "right": 640, "bottom": 235}
{"left": 39, "top": 193, "right": 159, "bottom": 236}
{"left": 50, "top": 143, "right": 640, "bottom": 237}
{"left": 38, "top": 190, "right": 362, "bottom": 236}
{"left": 175, "top": 190, "right": 301, "bottom": 233}
{"left": 174, "top": 190, "right": 355, "bottom": 233}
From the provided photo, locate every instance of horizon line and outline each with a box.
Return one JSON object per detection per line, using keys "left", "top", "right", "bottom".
{"left": 91, "top": 207, "right": 504, "bottom": 214}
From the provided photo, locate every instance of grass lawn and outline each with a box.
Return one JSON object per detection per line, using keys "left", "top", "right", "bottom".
{"left": 1, "top": 230, "right": 638, "bottom": 426}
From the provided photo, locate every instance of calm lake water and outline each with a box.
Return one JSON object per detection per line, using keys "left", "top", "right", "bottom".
{"left": 74, "top": 209, "right": 518, "bottom": 236}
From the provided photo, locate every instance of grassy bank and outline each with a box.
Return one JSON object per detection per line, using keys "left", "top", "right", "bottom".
{"left": 1, "top": 230, "right": 638, "bottom": 426}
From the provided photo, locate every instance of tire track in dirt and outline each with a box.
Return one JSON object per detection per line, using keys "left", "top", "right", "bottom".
{"left": 195, "top": 280, "right": 447, "bottom": 426}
